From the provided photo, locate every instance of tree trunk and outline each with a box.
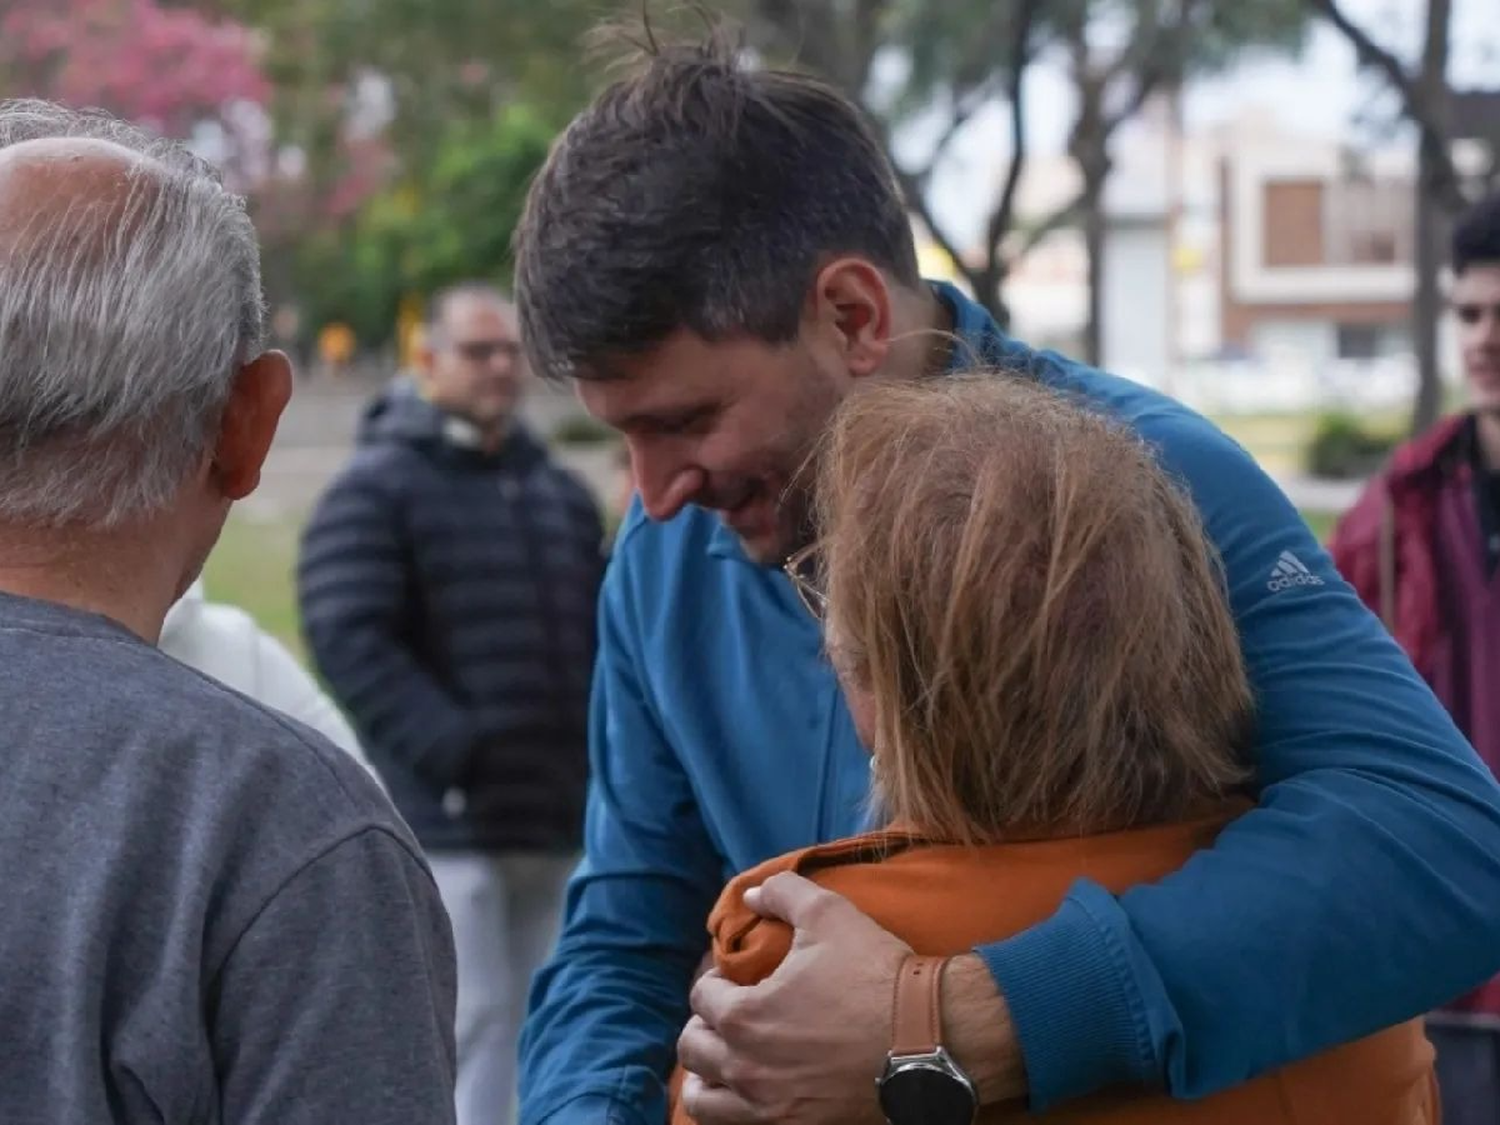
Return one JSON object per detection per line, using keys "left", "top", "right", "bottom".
{"left": 1411, "top": 0, "right": 1453, "bottom": 434}
{"left": 1081, "top": 167, "right": 1107, "bottom": 367}
{"left": 1072, "top": 124, "right": 1110, "bottom": 366}
{"left": 1064, "top": 10, "right": 1109, "bottom": 369}
{"left": 977, "top": 256, "right": 1011, "bottom": 329}
{"left": 1162, "top": 82, "right": 1185, "bottom": 394}
{"left": 1411, "top": 162, "right": 1446, "bottom": 433}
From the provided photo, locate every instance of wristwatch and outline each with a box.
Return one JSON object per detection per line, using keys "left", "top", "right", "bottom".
{"left": 876, "top": 955, "right": 979, "bottom": 1125}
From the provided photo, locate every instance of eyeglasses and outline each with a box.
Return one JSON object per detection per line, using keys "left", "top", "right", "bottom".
{"left": 451, "top": 338, "right": 523, "bottom": 364}
{"left": 783, "top": 542, "right": 828, "bottom": 621}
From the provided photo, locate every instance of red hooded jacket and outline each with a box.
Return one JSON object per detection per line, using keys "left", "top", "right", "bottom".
{"left": 1330, "top": 413, "right": 1500, "bottom": 1023}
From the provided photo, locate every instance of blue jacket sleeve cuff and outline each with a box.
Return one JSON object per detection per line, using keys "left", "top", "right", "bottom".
{"left": 529, "top": 1093, "right": 647, "bottom": 1125}
{"left": 975, "top": 880, "right": 1164, "bottom": 1111}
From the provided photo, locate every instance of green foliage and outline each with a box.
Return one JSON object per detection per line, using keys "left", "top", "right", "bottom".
{"left": 289, "top": 219, "right": 401, "bottom": 348}
{"left": 1062, "top": 0, "right": 1310, "bottom": 80}
{"left": 292, "top": 105, "right": 554, "bottom": 345}
{"left": 403, "top": 106, "right": 555, "bottom": 292}
{"left": 236, "top": 0, "right": 1312, "bottom": 340}
{"left": 1174, "top": 0, "right": 1311, "bottom": 74}
{"left": 1305, "top": 412, "right": 1400, "bottom": 480}
{"left": 225, "top": 0, "right": 614, "bottom": 177}
{"left": 203, "top": 512, "right": 304, "bottom": 657}
{"left": 1302, "top": 508, "right": 1338, "bottom": 542}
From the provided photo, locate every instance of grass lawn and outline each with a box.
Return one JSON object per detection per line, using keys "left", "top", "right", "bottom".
{"left": 1209, "top": 409, "right": 1407, "bottom": 477}
{"left": 201, "top": 509, "right": 307, "bottom": 658}
{"left": 1301, "top": 509, "right": 1337, "bottom": 542}
{"left": 202, "top": 505, "right": 1349, "bottom": 668}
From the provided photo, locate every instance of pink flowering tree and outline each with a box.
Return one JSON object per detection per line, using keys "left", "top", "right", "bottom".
{"left": 0, "top": 0, "right": 269, "bottom": 168}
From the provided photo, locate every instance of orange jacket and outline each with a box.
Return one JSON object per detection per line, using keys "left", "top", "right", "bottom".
{"left": 671, "top": 807, "right": 1436, "bottom": 1124}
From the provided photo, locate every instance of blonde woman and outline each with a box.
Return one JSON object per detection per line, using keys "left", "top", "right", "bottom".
{"left": 673, "top": 375, "right": 1436, "bottom": 1124}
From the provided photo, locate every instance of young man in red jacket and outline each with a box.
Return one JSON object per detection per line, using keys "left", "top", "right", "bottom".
{"left": 1331, "top": 190, "right": 1500, "bottom": 1125}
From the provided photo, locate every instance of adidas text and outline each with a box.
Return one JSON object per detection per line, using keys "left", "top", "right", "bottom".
{"left": 1267, "top": 550, "right": 1325, "bottom": 593}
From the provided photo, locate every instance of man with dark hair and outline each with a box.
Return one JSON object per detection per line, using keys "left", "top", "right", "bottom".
{"left": 1332, "top": 189, "right": 1500, "bottom": 1125}
{"left": 516, "top": 28, "right": 1500, "bottom": 1125}
{"left": 299, "top": 283, "right": 604, "bottom": 1125}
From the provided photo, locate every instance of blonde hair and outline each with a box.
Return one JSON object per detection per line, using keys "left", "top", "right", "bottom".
{"left": 813, "top": 374, "right": 1252, "bottom": 845}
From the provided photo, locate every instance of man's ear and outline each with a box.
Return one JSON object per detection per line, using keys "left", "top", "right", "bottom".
{"left": 211, "top": 351, "right": 292, "bottom": 501}
{"left": 807, "top": 258, "right": 893, "bottom": 380}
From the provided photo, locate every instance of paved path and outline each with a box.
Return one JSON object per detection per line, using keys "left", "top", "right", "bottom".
{"left": 245, "top": 373, "right": 616, "bottom": 520}
{"left": 1272, "top": 475, "right": 1363, "bottom": 515}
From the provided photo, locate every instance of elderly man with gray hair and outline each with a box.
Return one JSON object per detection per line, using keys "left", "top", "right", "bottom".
{"left": 0, "top": 100, "right": 457, "bottom": 1123}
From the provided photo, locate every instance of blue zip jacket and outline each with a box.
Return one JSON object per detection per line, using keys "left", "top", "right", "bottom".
{"left": 519, "top": 284, "right": 1500, "bottom": 1123}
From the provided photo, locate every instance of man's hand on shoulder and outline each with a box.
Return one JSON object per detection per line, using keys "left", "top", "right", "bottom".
{"left": 677, "top": 872, "right": 1025, "bottom": 1125}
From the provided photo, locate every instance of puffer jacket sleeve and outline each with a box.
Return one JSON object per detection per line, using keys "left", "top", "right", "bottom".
{"left": 299, "top": 461, "right": 483, "bottom": 789}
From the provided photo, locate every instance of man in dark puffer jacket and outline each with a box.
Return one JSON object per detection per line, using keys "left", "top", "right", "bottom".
{"left": 299, "top": 283, "right": 603, "bottom": 1125}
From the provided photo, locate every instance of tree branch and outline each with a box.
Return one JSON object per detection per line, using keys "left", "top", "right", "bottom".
{"left": 885, "top": 0, "right": 1046, "bottom": 311}
{"left": 912, "top": 76, "right": 1002, "bottom": 193}
{"left": 1099, "top": 21, "right": 1157, "bottom": 89}
{"left": 1103, "top": 66, "right": 1166, "bottom": 138}
{"left": 1014, "top": 192, "right": 1086, "bottom": 259}
{"left": 1098, "top": 0, "right": 1211, "bottom": 138}
{"left": 986, "top": 0, "right": 1044, "bottom": 254}
{"left": 1306, "top": 0, "right": 1427, "bottom": 119}
{"left": 1305, "top": 0, "right": 1465, "bottom": 209}
{"left": 895, "top": 166, "right": 977, "bottom": 287}
{"left": 909, "top": 0, "right": 1038, "bottom": 197}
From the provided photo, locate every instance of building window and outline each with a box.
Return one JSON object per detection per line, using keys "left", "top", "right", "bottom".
{"left": 1325, "top": 177, "right": 1412, "bottom": 266}
{"left": 1259, "top": 174, "right": 1413, "bottom": 271}
{"left": 1262, "top": 180, "right": 1325, "bottom": 268}
{"left": 1336, "top": 322, "right": 1410, "bottom": 360}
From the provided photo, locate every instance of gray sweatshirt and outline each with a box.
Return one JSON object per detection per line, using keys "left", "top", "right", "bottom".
{"left": 0, "top": 591, "right": 456, "bottom": 1123}
{"left": 159, "top": 578, "right": 383, "bottom": 789}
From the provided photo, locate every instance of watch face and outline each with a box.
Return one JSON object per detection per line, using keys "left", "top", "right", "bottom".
{"left": 878, "top": 1060, "right": 977, "bottom": 1125}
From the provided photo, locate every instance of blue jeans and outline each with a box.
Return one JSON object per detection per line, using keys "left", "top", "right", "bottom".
{"left": 1429, "top": 1023, "right": 1500, "bottom": 1125}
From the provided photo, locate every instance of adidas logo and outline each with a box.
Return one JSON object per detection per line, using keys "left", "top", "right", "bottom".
{"left": 1267, "top": 550, "right": 1325, "bottom": 593}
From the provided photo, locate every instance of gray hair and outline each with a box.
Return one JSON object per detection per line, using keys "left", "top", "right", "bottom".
{"left": 0, "top": 100, "right": 266, "bottom": 528}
